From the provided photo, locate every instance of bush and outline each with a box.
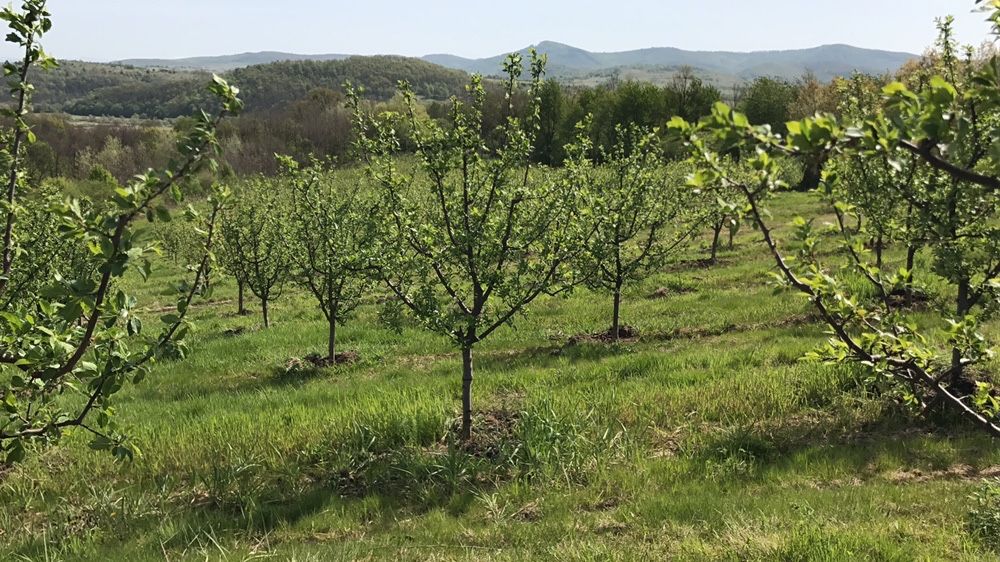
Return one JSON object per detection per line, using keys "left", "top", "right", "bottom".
{"left": 968, "top": 478, "right": 1000, "bottom": 551}
{"left": 86, "top": 163, "right": 117, "bottom": 185}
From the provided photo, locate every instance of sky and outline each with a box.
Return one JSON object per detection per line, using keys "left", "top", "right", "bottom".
{"left": 2, "top": 0, "right": 995, "bottom": 62}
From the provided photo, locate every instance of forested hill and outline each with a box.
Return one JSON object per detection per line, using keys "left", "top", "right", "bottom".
{"left": 32, "top": 56, "right": 469, "bottom": 118}
{"left": 226, "top": 56, "right": 467, "bottom": 110}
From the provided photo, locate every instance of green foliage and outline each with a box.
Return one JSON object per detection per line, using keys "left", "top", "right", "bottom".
{"left": 150, "top": 212, "right": 202, "bottom": 265}
{"left": 738, "top": 76, "right": 798, "bottom": 134}
{"left": 827, "top": 73, "right": 926, "bottom": 274}
{"left": 669, "top": 7, "right": 1000, "bottom": 438}
{"left": 0, "top": 183, "right": 95, "bottom": 310}
{"left": 85, "top": 163, "right": 116, "bottom": 185}
{"left": 554, "top": 76, "right": 722, "bottom": 162}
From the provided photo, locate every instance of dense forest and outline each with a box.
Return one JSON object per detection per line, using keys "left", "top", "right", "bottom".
{"left": 24, "top": 64, "right": 841, "bottom": 180}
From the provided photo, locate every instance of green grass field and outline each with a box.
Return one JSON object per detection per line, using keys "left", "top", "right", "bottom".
{"left": 2, "top": 191, "right": 999, "bottom": 561}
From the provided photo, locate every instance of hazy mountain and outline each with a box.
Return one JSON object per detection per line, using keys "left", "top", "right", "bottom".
{"left": 422, "top": 41, "right": 916, "bottom": 83}
{"left": 117, "top": 41, "right": 916, "bottom": 88}
{"left": 116, "top": 51, "right": 352, "bottom": 73}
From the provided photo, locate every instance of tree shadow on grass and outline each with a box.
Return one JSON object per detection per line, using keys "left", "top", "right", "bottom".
{"left": 475, "top": 341, "right": 632, "bottom": 373}
{"left": 155, "top": 398, "right": 618, "bottom": 552}
{"left": 684, "top": 407, "right": 1000, "bottom": 488}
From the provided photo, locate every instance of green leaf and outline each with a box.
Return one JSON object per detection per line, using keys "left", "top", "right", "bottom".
{"left": 5, "top": 441, "right": 24, "bottom": 464}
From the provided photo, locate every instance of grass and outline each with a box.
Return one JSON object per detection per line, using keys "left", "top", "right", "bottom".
{"left": 1, "top": 190, "right": 999, "bottom": 560}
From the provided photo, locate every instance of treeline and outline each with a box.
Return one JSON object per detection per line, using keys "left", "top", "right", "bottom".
{"left": 23, "top": 69, "right": 843, "bottom": 180}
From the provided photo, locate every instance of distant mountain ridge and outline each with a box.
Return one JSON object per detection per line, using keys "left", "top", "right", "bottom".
{"left": 118, "top": 41, "right": 917, "bottom": 82}
{"left": 424, "top": 41, "right": 916, "bottom": 83}
{"left": 116, "top": 51, "right": 352, "bottom": 73}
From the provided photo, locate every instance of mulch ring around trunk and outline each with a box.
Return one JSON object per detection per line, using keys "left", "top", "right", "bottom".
{"left": 567, "top": 325, "right": 640, "bottom": 345}
{"left": 305, "top": 351, "right": 360, "bottom": 368}
{"left": 886, "top": 286, "right": 933, "bottom": 310}
{"left": 450, "top": 409, "right": 522, "bottom": 461}
{"left": 280, "top": 352, "right": 361, "bottom": 379}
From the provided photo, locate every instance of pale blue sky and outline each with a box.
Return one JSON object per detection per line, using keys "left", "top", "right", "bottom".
{"left": 5, "top": 0, "right": 995, "bottom": 61}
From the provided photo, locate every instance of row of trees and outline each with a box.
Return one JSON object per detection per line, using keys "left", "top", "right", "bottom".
{"left": 211, "top": 7, "right": 1000, "bottom": 442}
{"left": 212, "top": 54, "right": 720, "bottom": 438}
{"left": 7, "top": 0, "right": 1000, "bottom": 462}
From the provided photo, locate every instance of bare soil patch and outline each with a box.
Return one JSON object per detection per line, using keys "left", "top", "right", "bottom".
{"left": 886, "top": 464, "right": 1000, "bottom": 483}
{"left": 649, "top": 285, "right": 695, "bottom": 299}
{"left": 567, "top": 325, "right": 641, "bottom": 345}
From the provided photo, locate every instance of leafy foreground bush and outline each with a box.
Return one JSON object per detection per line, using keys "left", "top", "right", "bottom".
{"left": 0, "top": 0, "right": 242, "bottom": 462}
{"left": 968, "top": 478, "right": 1000, "bottom": 551}
{"left": 670, "top": 5, "right": 1000, "bottom": 438}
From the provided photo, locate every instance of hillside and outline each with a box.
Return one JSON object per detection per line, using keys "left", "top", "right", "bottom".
{"left": 32, "top": 61, "right": 209, "bottom": 116}
{"left": 4, "top": 190, "right": 998, "bottom": 560}
{"left": 31, "top": 56, "right": 469, "bottom": 118}
{"left": 227, "top": 55, "right": 468, "bottom": 111}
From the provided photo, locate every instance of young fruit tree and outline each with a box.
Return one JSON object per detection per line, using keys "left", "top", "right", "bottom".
{"left": 220, "top": 178, "right": 288, "bottom": 328}
{"left": 669, "top": 3, "right": 1000, "bottom": 437}
{"left": 704, "top": 159, "right": 750, "bottom": 265}
{"left": 281, "top": 156, "right": 377, "bottom": 363}
{"left": 349, "top": 52, "right": 581, "bottom": 439}
{"left": 0, "top": 0, "right": 243, "bottom": 462}
{"left": 216, "top": 226, "right": 250, "bottom": 316}
{"left": 567, "top": 120, "right": 706, "bottom": 341}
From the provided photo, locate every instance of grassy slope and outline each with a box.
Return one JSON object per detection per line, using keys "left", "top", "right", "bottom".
{"left": 1, "top": 191, "right": 998, "bottom": 561}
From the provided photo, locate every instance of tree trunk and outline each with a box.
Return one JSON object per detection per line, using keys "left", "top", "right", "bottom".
{"left": 951, "top": 278, "right": 970, "bottom": 382}
{"left": 460, "top": 344, "right": 474, "bottom": 441}
{"left": 728, "top": 226, "right": 735, "bottom": 250}
{"left": 710, "top": 223, "right": 722, "bottom": 264}
{"left": 612, "top": 288, "right": 622, "bottom": 343}
{"left": 905, "top": 244, "right": 917, "bottom": 288}
{"left": 874, "top": 233, "right": 884, "bottom": 270}
{"left": 328, "top": 315, "right": 338, "bottom": 362}
{"left": 237, "top": 280, "right": 246, "bottom": 315}
{"left": 262, "top": 297, "right": 270, "bottom": 329}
